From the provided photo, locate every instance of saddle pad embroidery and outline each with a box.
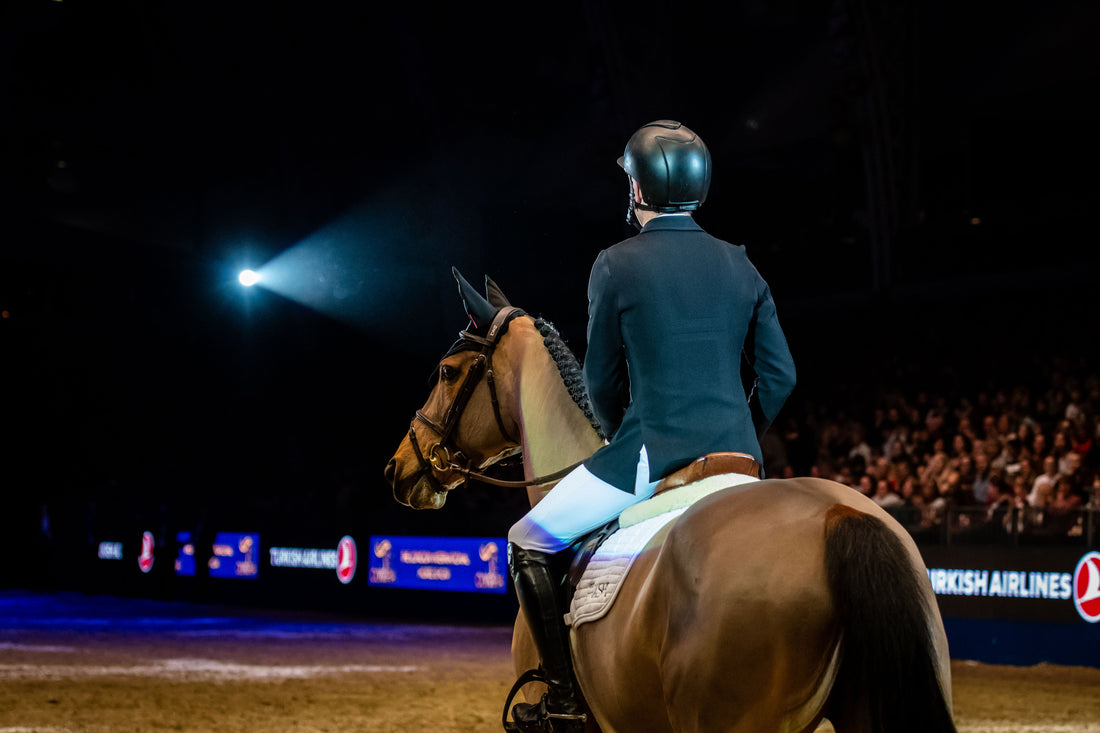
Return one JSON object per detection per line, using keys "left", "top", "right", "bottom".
{"left": 565, "top": 509, "right": 683, "bottom": 628}
{"left": 565, "top": 473, "right": 760, "bottom": 629}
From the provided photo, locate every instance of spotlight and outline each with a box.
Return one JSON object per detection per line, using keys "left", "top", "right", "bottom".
{"left": 239, "top": 269, "right": 261, "bottom": 287}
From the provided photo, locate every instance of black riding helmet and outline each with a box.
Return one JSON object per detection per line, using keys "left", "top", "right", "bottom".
{"left": 618, "top": 120, "right": 711, "bottom": 214}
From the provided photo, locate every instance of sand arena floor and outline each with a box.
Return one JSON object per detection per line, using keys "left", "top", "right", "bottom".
{"left": 0, "top": 592, "right": 1097, "bottom": 733}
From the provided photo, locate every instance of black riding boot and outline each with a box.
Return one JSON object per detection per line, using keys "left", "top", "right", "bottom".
{"left": 507, "top": 544, "right": 586, "bottom": 732}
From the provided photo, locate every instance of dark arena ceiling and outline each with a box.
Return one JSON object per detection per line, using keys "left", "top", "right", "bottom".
{"left": 0, "top": 0, "right": 1097, "bottom": 540}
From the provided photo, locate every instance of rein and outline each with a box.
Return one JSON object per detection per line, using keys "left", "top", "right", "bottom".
{"left": 448, "top": 459, "right": 583, "bottom": 488}
{"left": 408, "top": 307, "right": 582, "bottom": 491}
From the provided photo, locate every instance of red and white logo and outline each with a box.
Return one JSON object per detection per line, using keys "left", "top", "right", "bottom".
{"left": 138, "top": 531, "right": 155, "bottom": 574}
{"left": 336, "top": 535, "right": 357, "bottom": 585}
{"left": 1074, "top": 551, "right": 1100, "bottom": 623}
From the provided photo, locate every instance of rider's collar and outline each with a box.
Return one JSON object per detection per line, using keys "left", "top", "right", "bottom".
{"left": 639, "top": 215, "right": 704, "bottom": 233}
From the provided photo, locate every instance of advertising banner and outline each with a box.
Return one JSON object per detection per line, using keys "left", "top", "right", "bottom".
{"left": 268, "top": 536, "right": 359, "bottom": 585}
{"left": 922, "top": 546, "right": 1100, "bottom": 624}
{"left": 367, "top": 535, "right": 507, "bottom": 594}
{"left": 97, "top": 541, "right": 123, "bottom": 561}
{"left": 208, "top": 532, "right": 260, "bottom": 579}
{"left": 174, "top": 532, "right": 196, "bottom": 577}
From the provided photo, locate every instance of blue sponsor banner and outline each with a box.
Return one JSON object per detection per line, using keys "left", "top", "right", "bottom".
{"left": 367, "top": 535, "right": 508, "bottom": 594}
{"left": 174, "top": 531, "right": 196, "bottom": 577}
{"left": 208, "top": 532, "right": 260, "bottom": 579}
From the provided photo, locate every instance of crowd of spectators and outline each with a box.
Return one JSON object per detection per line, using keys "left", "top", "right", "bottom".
{"left": 767, "top": 360, "right": 1100, "bottom": 543}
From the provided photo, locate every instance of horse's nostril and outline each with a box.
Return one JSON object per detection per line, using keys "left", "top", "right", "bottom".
{"left": 383, "top": 459, "right": 397, "bottom": 487}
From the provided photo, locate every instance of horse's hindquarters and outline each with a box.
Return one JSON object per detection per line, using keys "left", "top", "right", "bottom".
{"left": 662, "top": 484, "right": 841, "bottom": 732}
{"left": 572, "top": 480, "right": 843, "bottom": 733}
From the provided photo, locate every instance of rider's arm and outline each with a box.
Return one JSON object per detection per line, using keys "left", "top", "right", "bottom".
{"left": 745, "top": 275, "right": 796, "bottom": 439}
{"left": 583, "top": 250, "right": 629, "bottom": 438}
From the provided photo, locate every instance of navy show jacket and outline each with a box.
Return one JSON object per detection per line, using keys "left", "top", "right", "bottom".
{"left": 581, "top": 215, "right": 796, "bottom": 492}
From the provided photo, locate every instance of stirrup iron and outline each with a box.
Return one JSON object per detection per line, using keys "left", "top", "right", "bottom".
{"left": 502, "top": 668, "right": 587, "bottom": 732}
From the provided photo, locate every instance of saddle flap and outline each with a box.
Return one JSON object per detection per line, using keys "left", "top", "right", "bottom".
{"left": 564, "top": 520, "right": 619, "bottom": 604}
{"left": 654, "top": 452, "right": 759, "bottom": 495}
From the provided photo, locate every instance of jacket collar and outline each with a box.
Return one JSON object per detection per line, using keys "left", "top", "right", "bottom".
{"left": 639, "top": 215, "right": 703, "bottom": 234}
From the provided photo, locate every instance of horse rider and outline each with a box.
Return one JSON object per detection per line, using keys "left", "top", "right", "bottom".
{"left": 505, "top": 120, "right": 797, "bottom": 731}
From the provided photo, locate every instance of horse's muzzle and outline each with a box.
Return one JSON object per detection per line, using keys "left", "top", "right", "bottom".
{"left": 383, "top": 458, "right": 399, "bottom": 489}
{"left": 404, "top": 478, "right": 449, "bottom": 509}
{"left": 385, "top": 458, "right": 449, "bottom": 510}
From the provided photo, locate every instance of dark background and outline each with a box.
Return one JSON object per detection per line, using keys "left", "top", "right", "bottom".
{"left": 2, "top": 1, "right": 1098, "bottom": 601}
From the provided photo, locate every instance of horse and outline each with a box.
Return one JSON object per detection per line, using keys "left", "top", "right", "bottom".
{"left": 384, "top": 269, "right": 956, "bottom": 733}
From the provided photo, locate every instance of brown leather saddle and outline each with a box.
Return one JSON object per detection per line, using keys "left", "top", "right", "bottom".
{"left": 653, "top": 451, "right": 760, "bottom": 495}
{"left": 565, "top": 452, "right": 761, "bottom": 599}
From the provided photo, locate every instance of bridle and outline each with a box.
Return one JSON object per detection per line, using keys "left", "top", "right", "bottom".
{"left": 406, "top": 306, "right": 581, "bottom": 493}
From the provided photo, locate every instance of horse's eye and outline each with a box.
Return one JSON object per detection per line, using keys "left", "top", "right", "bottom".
{"left": 440, "top": 364, "right": 459, "bottom": 383}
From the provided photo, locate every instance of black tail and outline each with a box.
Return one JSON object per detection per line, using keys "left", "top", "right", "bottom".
{"left": 824, "top": 504, "right": 956, "bottom": 733}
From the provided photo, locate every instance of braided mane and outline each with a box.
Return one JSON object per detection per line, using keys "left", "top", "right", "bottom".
{"left": 532, "top": 317, "right": 605, "bottom": 441}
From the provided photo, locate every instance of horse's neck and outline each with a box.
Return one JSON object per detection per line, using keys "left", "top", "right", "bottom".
{"left": 511, "top": 326, "right": 602, "bottom": 508}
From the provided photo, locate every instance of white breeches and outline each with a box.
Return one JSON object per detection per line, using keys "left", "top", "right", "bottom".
{"left": 507, "top": 446, "right": 659, "bottom": 553}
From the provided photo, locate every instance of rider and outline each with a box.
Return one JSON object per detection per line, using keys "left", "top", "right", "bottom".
{"left": 505, "top": 120, "right": 797, "bottom": 731}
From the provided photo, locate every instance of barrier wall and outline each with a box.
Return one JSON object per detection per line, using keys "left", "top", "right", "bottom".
{"left": 920, "top": 545, "right": 1099, "bottom": 667}
{"left": 60, "top": 525, "right": 1100, "bottom": 668}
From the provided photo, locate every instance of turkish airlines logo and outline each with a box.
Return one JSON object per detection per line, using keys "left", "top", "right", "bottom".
{"left": 1074, "top": 551, "right": 1100, "bottom": 623}
{"left": 138, "top": 531, "right": 155, "bottom": 574}
{"left": 336, "top": 536, "right": 357, "bottom": 585}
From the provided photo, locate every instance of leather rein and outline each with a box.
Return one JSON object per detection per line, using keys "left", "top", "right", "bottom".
{"left": 407, "top": 307, "right": 582, "bottom": 492}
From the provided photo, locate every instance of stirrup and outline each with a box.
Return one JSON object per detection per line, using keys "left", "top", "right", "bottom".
{"left": 502, "top": 668, "right": 587, "bottom": 732}
{"left": 503, "top": 668, "right": 545, "bottom": 731}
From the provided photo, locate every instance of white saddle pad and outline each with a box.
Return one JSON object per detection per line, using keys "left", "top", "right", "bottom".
{"left": 565, "top": 473, "right": 759, "bottom": 628}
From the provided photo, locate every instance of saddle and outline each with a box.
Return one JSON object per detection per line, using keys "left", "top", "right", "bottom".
{"left": 566, "top": 452, "right": 760, "bottom": 593}
{"left": 654, "top": 451, "right": 760, "bottom": 494}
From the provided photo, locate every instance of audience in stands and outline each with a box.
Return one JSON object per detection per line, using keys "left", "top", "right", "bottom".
{"left": 775, "top": 363, "right": 1099, "bottom": 542}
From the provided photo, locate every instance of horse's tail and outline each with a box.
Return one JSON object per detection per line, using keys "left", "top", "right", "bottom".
{"left": 823, "top": 504, "right": 956, "bottom": 733}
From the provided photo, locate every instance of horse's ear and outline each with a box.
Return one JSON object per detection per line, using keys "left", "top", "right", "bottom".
{"left": 484, "top": 275, "right": 511, "bottom": 309}
{"left": 452, "top": 266, "right": 497, "bottom": 329}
